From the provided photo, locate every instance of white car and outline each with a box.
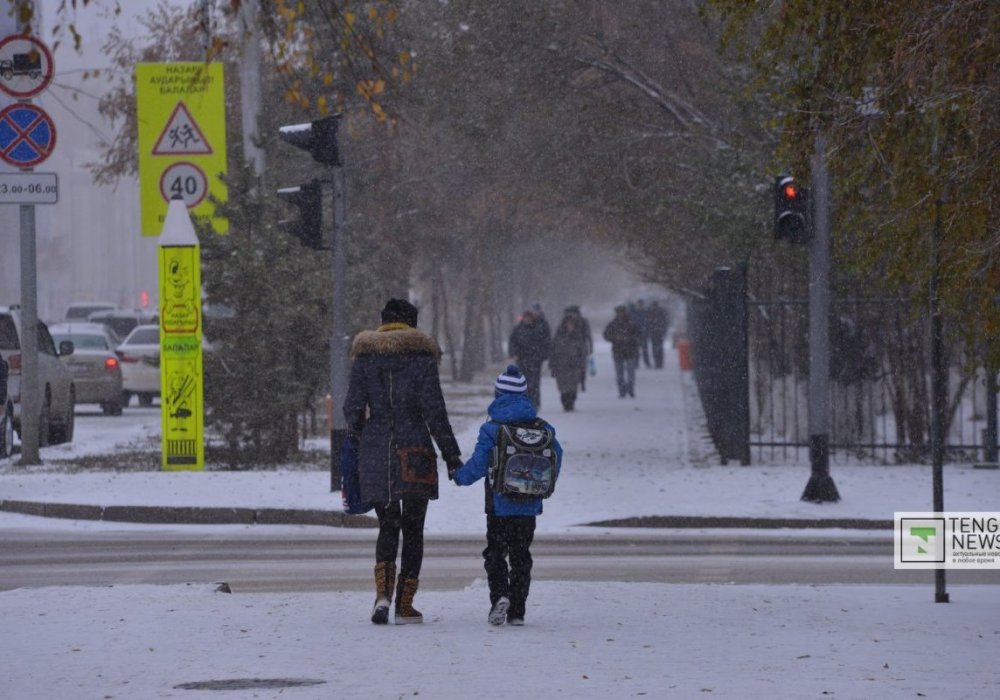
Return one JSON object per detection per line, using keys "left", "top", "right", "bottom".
{"left": 87, "top": 309, "right": 159, "bottom": 345}
{"left": 64, "top": 301, "right": 118, "bottom": 322}
{"left": 49, "top": 322, "right": 125, "bottom": 416}
{"left": 0, "top": 306, "right": 76, "bottom": 447}
{"left": 117, "top": 324, "right": 160, "bottom": 407}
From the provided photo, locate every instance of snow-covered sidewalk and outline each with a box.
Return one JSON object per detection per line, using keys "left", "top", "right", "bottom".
{"left": 1, "top": 339, "right": 996, "bottom": 534}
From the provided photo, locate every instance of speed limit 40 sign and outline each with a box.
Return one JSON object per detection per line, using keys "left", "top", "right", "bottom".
{"left": 159, "top": 162, "right": 208, "bottom": 209}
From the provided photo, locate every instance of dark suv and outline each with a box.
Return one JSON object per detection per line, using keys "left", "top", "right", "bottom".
{"left": 0, "top": 306, "right": 76, "bottom": 452}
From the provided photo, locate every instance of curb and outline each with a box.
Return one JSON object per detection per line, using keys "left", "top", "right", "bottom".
{"left": 586, "top": 515, "right": 893, "bottom": 529}
{"left": 0, "top": 499, "right": 892, "bottom": 530}
{"left": 0, "top": 499, "right": 378, "bottom": 528}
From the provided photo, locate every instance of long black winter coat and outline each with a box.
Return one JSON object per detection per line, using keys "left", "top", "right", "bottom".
{"left": 508, "top": 317, "right": 550, "bottom": 368}
{"left": 343, "top": 325, "right": 461, "bottom": 503}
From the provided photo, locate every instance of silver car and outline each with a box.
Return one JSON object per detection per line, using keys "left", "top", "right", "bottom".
{"left": 49, "top": 322, "right": 125, "bottom": 416}
{"left": 0, "top": 306, "right": 76, "bottom": 446}
{"left": 117, "top": 324, "right": 160, "bottom": 407}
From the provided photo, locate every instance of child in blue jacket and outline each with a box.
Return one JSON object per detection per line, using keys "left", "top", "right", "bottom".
{"left": 449, "top": 364, "right": 563, "bottom": 626}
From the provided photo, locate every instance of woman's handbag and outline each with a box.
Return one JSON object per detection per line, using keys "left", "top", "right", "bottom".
{"left": 340, "top": 434, "right": 373, "bottom": 514}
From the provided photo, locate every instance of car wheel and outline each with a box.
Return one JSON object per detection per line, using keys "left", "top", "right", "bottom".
{"left": 139, "top": 393, "right": 154, "bottom": 407}
{"left": 49, "top": 389, "right": 75, "bottom": 445}
{"left": 102, "top": 399, "right": 124, "bottom": 416}
{"left": 0, "top": 401, "right": 13, "bottom": 458}
{"left": 121, "top": 391, "right": 132, "bottom": 408}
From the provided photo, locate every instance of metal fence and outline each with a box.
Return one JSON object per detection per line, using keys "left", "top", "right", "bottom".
{"left": 688, "top": 267, "right": 1000, "bottom": 465}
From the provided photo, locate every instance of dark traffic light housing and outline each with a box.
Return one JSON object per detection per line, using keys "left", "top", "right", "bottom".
{"left": 774, "top": 175, "right": 811, "bottom": 243}
{"left": 277, "top": 180, "right": 323, "bottom": 249}
{"left": 278, "top": 114, "right": 342, "bottom": 167}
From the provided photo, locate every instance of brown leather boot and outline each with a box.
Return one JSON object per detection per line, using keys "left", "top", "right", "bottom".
{"left": 371, "top": 561, "right": 396, "bottom": 624}
{"left": 394, "top": 577, "right": 423, "bottom": 624}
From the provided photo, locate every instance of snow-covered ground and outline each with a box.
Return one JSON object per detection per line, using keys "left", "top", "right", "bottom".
{"left": 1, "top": 335, "right": 998, "bottom": 699}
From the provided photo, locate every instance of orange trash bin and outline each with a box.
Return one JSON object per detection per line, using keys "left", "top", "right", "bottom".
{"left": 677, "top": 338, "right": 692, "bottom": 371}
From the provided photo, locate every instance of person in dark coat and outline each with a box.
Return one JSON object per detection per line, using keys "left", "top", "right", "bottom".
{"left": 507, "top": 308, "right": 550, "bottom": 408}
{"left": 646, "top": 300, "right": 671, "bottom": 369}
{"left": 564, "top": 305, "right": 593, "bottom": 392}
{"left": 450, "top": 364, "right": 563, "bottom": 626}
{"left": 549, "top": 311, "right": 590, "bottom": 411}
{"left": 343, "top": 298, "right": 463, "bottom": 625}
{"left": 603, "top": 304, "right": 642, "bottom": 398}
{"left": 631, "top": 299, "right": 652, "bottom": 368}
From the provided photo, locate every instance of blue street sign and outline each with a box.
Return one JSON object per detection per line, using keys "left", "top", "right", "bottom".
{"left": 0, "top": 103, "right": 57, "bottom": 167}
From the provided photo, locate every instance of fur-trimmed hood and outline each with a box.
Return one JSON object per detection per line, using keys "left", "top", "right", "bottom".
{"left": 350, "top": 325, "right": 442, "bottom": 361}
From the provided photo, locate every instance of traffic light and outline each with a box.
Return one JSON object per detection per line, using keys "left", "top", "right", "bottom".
{"left": 277, "top": 180, "right": 323, "bottom": 249}
{"left": 774, "top": 175, "right": 810, "bottom": 243}
{"left": 278, "top": 114, "right": 342, "bottom": 167}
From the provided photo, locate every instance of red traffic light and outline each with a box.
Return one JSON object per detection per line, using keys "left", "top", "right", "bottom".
{"left": 774, "top": 175, "right": 810, "bottom": 243}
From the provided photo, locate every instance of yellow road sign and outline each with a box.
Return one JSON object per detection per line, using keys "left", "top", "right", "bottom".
{"left": 137, "top": 62, "right": 228, "bottom": 236}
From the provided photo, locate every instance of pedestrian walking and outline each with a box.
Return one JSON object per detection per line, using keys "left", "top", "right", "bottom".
{"left": 549, "top": 309, "right": 590, "bottom": 411}
{"left": 603, "top": 304, "right": 642, "bottom": 398}
{"left": 343, "top": 298, "right": 464, "bottom": 625}
{"left": 630, "top": 299, "right": 652, "bottom": 368}
{"left": 564, "top": 305, "right": 593, "bottom": 392}
{"left": 508, "top": 308, "right": 550, "bottom": 408}
{"left": 646, "top": 300, "right": 671, "bottom": 369}
{"left": 449, "top": 364, "right": 563, "bottom": 626}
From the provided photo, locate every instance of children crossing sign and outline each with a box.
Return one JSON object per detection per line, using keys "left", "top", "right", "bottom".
{"left": 136, "top": 62, "right": 228, "bottom": 236}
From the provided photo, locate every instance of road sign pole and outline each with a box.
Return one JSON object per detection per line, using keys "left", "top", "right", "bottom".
{"left": 17, "top": 201, "right": 40, "bottom": 464}
{"left": 1, "top": 23, "right": 57, "bottom": 466}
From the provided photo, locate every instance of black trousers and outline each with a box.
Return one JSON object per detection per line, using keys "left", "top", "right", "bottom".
{"left": 374, "top": 499, "right": 428, "bottom": 581}
{"left": 483, "top": 514, "right": 536, "bottom": 614}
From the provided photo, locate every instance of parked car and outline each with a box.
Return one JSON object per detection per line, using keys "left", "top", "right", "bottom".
{"left": 64, "top": 301, "right": 118, "bottom": 323}
{"left": 117, "top": 324, "right": 160, "bottom": 407}
{"left": 0, "top": 306, "right": 76, "bottom": 446}
{"left": 49, "top": 322, "right": 125, "bottom": 416}
{"left": 87, "top": 309, "right": 159, "bottom": 345}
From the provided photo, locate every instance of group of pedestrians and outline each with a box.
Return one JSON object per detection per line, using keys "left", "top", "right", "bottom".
{"left": 507, "top": 299, "right": 671, "bottom": 404}
{"left": 508, "top": 304, "right": 593, "bottom": 412}
{"left": 344, "top": 299, "right": 563, "bottom": 628}
{"left": 602, "top": 299, "right": 672, "bottom": 399}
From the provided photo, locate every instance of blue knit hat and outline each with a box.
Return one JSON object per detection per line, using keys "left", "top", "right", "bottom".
{"left": 495, "top": 364, "right": 528, "bottom": 396}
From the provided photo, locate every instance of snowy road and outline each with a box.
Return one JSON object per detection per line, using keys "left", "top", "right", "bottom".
{"left": 3, "top": 529, "right": 995, "bottom": 592}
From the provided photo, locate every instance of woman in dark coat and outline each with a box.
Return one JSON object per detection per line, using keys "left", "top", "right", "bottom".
{"left": 549, "top": 312, "right": 590, "bottom": 411}
{"left": 343, "top": 298, "right": 463, "bottom": 625}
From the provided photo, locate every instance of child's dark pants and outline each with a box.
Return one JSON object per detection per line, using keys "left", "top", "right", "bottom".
{"left": 483, "top": 514, "right": 536, "bottom": 617}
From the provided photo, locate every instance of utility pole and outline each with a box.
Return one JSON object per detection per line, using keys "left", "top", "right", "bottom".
{"left": 237, "top": 0, "right": 264, "bottom": 176}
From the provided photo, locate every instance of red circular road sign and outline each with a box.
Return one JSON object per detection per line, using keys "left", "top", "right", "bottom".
{"left": 0, "top": 103, "right": 57, "bottom": 167}
{"left": 0, "top": 35, "right": 54, "bottom": 98}
{"left": 159, "top": 161, "right": 209, "bottom": 209}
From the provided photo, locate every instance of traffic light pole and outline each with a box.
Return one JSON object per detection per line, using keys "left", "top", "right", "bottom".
{"left": 329, "top": 168, "right": 349, "bottom": 491}
{"left": 275, "top": 114, "right": 345, "bottom": 491}
{"left": 801, "top": 134, "right": 840, "bottom": 503}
